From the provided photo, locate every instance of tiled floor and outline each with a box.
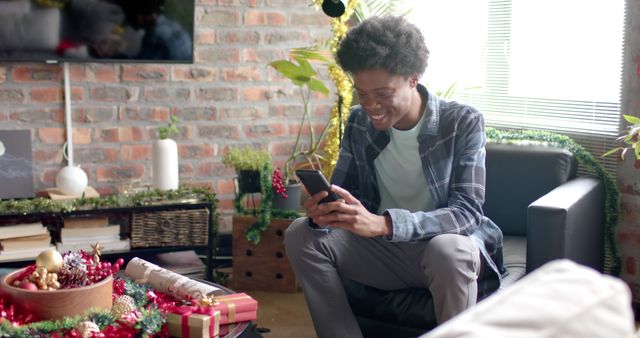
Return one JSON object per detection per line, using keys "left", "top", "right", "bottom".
{"left": 249, "top": 290, "right": 316, "bottom": 338}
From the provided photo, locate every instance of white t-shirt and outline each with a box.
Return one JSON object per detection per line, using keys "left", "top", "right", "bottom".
{"left": 374, "top": 116, "right": 435, "bottom": 214}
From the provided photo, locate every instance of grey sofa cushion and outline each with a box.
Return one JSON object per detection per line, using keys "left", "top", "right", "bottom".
{"left": 501, "top": 236, "right": 526, "bottom": 287}
{"left": 484, "top": 143, "right": 577, "bottom": 236}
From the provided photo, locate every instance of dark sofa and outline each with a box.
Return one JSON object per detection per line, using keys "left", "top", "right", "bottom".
{"left": 343, "top": 142, "right": 605, "bottom": 338}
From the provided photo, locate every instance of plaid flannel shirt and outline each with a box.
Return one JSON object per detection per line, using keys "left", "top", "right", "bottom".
{"left": 330, "top": 85, "right": 504, "bottom": 279}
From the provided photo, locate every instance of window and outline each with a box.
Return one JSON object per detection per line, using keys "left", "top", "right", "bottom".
{"left": 408, "top": 0, "right": 625, "bottom": 174}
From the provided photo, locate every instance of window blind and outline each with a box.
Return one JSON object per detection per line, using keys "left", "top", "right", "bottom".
{"left": 410, "top": 0, "right": 625, "bottom": 175}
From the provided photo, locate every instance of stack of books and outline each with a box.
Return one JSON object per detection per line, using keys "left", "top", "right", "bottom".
{"left": 151, "top": 250, "right": 206, "bottom": 279}
{"left": 55, "top": 215, "right": 130, "bottom": 253}
{"left": 0, "top": 222, "right": 54, "bottom": 262}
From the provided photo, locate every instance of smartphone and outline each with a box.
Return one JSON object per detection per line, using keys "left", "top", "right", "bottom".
{"left": 295, "top": 169, "right": 340, "bottom": 204}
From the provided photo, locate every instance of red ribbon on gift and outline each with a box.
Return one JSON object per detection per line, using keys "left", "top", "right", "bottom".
{"left": 172, "top": 304, "right": 217, "bottom": 337}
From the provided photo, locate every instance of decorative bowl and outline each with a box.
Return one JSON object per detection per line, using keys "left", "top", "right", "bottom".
{"left": 0, "top": 269, "right": 113, "bottom": 321}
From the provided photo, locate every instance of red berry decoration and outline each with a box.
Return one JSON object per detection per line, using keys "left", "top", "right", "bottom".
{"left": 272, "top": 167, "right": 288, "bottom": 199}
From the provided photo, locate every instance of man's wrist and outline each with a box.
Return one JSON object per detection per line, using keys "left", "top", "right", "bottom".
{"left": 383, "top": 214, "right": 393, "bottom": 237}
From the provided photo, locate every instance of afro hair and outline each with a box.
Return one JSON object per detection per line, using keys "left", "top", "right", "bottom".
{"left": 336, "top": 16, "right": 429, "bottom": 77}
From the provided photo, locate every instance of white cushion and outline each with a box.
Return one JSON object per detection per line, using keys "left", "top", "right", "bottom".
{"left": 422, "top": 259, "right": 635, "bottom": 338}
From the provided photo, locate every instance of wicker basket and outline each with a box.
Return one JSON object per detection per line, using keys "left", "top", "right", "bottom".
{"left": 131, "top": 208, "right": 210, "bottom": 248}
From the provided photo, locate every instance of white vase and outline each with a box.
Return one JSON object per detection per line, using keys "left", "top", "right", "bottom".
{"left": 153, "top": 138, "right": 179, "bottom": 190}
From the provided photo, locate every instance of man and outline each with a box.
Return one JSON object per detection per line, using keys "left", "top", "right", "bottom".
{"left": 283, "top": 16, "right": 504, "bottom": 338}
{"left": 116, "top": 0, "right": 192, "bottom": 61}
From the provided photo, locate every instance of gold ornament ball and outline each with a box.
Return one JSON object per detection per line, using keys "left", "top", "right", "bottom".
{"left": 75, "top": 321, "right": 100, "bottom": 338}
{"left": 35, "top": 249, "right": 63, "bottom": 273}
{"left": 110, "top": 295, "right": 136, "bottom": 318}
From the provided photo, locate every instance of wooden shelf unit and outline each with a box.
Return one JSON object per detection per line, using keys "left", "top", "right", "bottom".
{"left": 0, "top": 201, "right": 217, "bottom": 281}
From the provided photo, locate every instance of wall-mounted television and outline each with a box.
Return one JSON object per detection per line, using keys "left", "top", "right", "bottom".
{"left": 0, "top": 0, "right": 195, "bottom": 63}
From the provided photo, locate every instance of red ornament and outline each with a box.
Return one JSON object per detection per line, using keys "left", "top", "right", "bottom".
{"left": 13, "top": 265, "right": 36, "bottom": 283}
{"left": 112, "top": 279, "right": 126, "bottom": 299}
{"left": 18, "top": 280, "right": 38, "bottom": 291}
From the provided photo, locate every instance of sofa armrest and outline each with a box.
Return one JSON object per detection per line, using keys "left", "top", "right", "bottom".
{"left": 526, "top": 176, "right": 604, "bottom": 273}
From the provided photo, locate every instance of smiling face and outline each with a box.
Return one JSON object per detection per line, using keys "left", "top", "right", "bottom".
{"left": 353, "top": 68, "right": 423, "bottom": 131}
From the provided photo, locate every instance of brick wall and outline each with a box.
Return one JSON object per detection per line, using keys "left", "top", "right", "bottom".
{"left": 0, "top": 1, "right": 333, "bottom": 234}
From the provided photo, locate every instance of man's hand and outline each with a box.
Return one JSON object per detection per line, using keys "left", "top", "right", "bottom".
{"left": 307, "top": 185, "right": 392, "bottom": 238}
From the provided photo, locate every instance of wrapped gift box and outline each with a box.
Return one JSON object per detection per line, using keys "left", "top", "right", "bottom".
{"left": 213, "top": 292, "right": 258, "bottom": 325}
{"left": 166, "top": 306, "right": 220, "bottom": 338}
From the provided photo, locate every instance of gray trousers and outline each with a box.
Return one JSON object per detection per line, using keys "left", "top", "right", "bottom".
{"left": 283, "top": 217, "right": 481, "bottom": 338}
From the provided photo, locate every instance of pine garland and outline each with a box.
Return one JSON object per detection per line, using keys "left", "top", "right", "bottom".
{"left": 253, "top": 161, "right": 274, "bottom": 244}
{"left": 86, "top": 310, "right": 116, "bottom": 328}
{"left": 485, "top": 127, "right": 621, "bottom": 276}
{"left": 136, "top": 307, "right": 166, "bottom": 337}
{"left": 0, "top": 315, "right": 76, "bottom": 337}
{"left": 0, "top": 186, "right": 218, "bottom": 216}
{"left": 234, "top": 162, "right": 301, "bottom": 245}
{"left": 122, "top": 278, "right": 152, "bottom": 308}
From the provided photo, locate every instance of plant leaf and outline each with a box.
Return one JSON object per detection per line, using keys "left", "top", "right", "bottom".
{"left": 623, "top": 114, "right": 640, "bottom": 125}
{"left": 308, "top": 78, "right": 330, "bottom": 95}
{"left": 269, "top": 60, "right": 310, "bottom": 85}
{"left": 602, "top": 147, "right": 623, "bottom": 158}
{"left": 290, "top": 47, "right": 333, "bottom": 64}
{"left": 295, "top": 57, "right": 316, "bottom": 79}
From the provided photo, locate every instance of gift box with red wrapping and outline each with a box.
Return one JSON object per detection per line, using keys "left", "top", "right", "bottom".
{"left": 213, "top": 292, "right": 258, "bottom": 325}
{"left": 166, "top": 305, "right": 220, "bottom": 338}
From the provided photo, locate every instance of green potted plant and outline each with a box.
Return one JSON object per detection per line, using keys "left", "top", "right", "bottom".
{"left": 603, "top": 114, "right": 640, "bottom": 164}
{"left": 269, "top": 49, "right": 333, "bottom": 210}
{"left": 222, "top": 146, "right": 271, "bottom": 194}
{"left": 223, "top": 146, "right": 277, "bottom": 244}
{"left": 153, "top": 115, "right": 180, "bottom": 191}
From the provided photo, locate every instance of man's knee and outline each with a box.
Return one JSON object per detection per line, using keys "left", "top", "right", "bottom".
{"left": 283, "top": 217, "right": 310, "bottom": 253}
{"left": 422, "top": 234, "right": 479, "bottom": 275}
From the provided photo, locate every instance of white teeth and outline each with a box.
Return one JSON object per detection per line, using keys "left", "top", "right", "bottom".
{"left": 370, "top": 114, "right": 384, "bottom": 120}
